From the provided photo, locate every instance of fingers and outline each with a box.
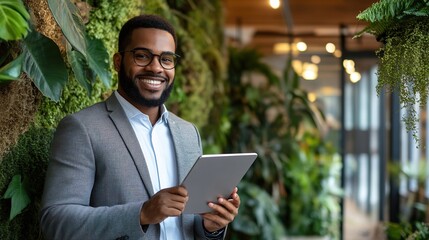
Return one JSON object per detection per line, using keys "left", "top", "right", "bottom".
{"left": 210, "top": 196, "right": 239, "bottom": 218}
{"left": 202, "top": 190, "right": 241, "bottom": 232}
{"left": 157, "top": 187, "right": 189, "bottom": 211}
{"left": 167, "top": 186, "right": 189, "bottom": 197}
{"left": 140, "top": 186, "right": 189, "bottom": 225}
{"left": 231, "top": 187, "right": 238, "bottom": 195}
{"left": 213, "top": 187, "right": 241, "bottom": 214}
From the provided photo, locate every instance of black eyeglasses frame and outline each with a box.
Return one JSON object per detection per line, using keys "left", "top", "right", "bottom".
{"left": 119, "top": 47, "right": 181, "bottom": 70}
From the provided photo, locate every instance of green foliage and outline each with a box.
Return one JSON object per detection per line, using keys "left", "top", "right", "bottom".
{"left": 35, "top": 77, "right": 105, "bottom": 129}
{"left": 22, "top": 29, "right": 68, "bottom": 101}
{"left": 280, "top": 133, "right": 342, "bottom": 238}
{"left": 48, "top": 0, "right": 88, "bottom": 58}
{"left": 376, "top": 17, "right": 429, "bottom": 141}
{"left": 386, "top": 222, "right": 429, "bottom": 240}
{"left": 86, "top": 0, "right": 142, "bottom": 88}
{"left": 85, "top": 36, "right": 112, "bottom": 88}
{"left": 86, "top": 0, "right": 142, "bottom": 55}
{"left": 356, "top": 1, "right": 429, "bottom": 144}
{"left": 223, "top": 47, "right": 286, "bottom": 240}
{"left": 2, "top": 175, "right": 30, "bottom": 220}
{"left": 230, "top": 182, "right": 285, "bottom": 240}
{"left": 387, "top": 160, "right": 429, "bottom": 239}
{"left": 0, "top": 0, "right": 30, "bottom": 41}
{"left": 46, "top": 0, "right": 112, "bottom": 96}
{"left": 67, "top": 42, "right": 96, "bottom": 94}
{"left": 0, "top": 53, "right": 23, "bottom": 81}
{"left": 0, "top": 0, "right": 112, "bottom": 102}
{"left": 35, "top": 0, "right": 143, "bottom": 129}
{"left": 0, "top": 127, "right": 53, "bottom": 240}
{"left": 224, "top": 47, "right": 340, "bottom": 238}
{"left": 356, "top": 0, "right": 429, "bottom": 38}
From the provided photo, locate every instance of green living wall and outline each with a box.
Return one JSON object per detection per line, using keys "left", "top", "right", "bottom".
{"left": 0, "top": 0, "right": 226, "bottom": 239}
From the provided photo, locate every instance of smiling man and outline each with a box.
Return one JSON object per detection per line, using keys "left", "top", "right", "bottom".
{"left": 40, "top": 14, "right": 240, "bottom": 240}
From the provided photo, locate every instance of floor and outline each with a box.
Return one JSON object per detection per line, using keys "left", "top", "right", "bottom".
{"left": 343, "top": 198, "right": 385, "bottom": 240}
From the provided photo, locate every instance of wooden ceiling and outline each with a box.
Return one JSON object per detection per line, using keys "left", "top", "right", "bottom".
{"left": 222, "top": 0, "right": 380, "bottom": 55}
{"left": 222, "top": 0, "right": 381, "bottom": 95}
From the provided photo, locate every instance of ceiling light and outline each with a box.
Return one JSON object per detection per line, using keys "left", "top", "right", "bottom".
{"left": 302, "top": 63, "right": 318, "bottom": 80}
{"left": 343, "top": 59, "right": 355, "bottom": 69}
{"left": 325, "top": 43, "right": 336, "bottom": 53}
{"left": 333, "top": 49, "right": 342, "bottom": 58}
{"left": 296, "top": 42, "right": 307, "bottom": 52}
{"left": 350, "top": 72, "right": 361, "bottom": 83}
{"left": 311, "top": 55, "right": 321, "bottom": 64}
{"left": 273, "top": 43, "right": 290, "bottom": 54}
{"left": 346, "top": 67, "right": 355, "bottom": 74}
{"left": 269, "top": 0, "right": 281, "bottom": 9}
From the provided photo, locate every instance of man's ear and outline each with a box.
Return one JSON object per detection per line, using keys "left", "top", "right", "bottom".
{"left": 113, "top": 53, "right": 121, "bottom": 72}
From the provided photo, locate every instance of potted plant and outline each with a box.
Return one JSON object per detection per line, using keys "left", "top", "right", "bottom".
{"left": 355, "top": 0, "right": 429, "bottom": 141}
{"left": 224, "top": 47, "right": 287, "bottom": 240}
{"left": 280, "top": 133, "right": 342, "bottom": 240}
{"left": 384, "top": 160, "right": 429, "bottom": 240}
{"left": 224, "top": 47, "right": 342, "bottom": 239}
{"left": 277, "top": 59, "right": 342, "bottom": 240}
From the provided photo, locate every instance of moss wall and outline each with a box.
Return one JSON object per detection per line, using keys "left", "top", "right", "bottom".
{"left": 0, "top": 78, "right": 41, "bottom": 160}
{"left": 0, "top": 127, "right": 53, "bottom": 240}
{"left": 0, "top": 0, "right": 226, "bottom": 238}
{"left": 0, "top": 0, "right": 144, "bottom": 238}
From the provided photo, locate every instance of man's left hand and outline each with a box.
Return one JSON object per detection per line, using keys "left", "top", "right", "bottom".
{"left": 201, "top": 187, "right": 240, "bottom": 232}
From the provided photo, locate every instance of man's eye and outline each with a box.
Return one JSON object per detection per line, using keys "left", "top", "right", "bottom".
{"left": 161, "top": 55, "right": 174, "bottom": 63}
{"left": 134, "top": 52, "right": 151, "bottom": 60}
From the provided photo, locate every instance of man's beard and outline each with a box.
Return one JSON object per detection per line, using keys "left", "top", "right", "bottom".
{"left": 118, "top": 61, "right": 174, "bottom": 107}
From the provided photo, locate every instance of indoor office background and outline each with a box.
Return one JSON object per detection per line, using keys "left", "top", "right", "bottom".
{"left": 1, "top": 0, "right": 428, "bottom": 239}
{"left": 224, "top": 0, "right": 429, "bottom": 239}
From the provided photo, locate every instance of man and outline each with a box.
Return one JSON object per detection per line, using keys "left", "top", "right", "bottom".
{"left": 40, "top": 14, "right": 239, "bottom": 240}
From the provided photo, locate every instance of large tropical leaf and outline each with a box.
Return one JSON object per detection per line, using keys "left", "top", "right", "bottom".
{"left": 22, "top": 30, "right": 68, "bottom": 102}
{"left": 0, "top": 0, "right": 30, "bottom": 41}
{"left": 2, "top": 175, "right": 31, "bottom": 220}
{"left": 67, "top": 42, "right": 95, "bottom": 95}
{"left": 0, "top": 53, "right": 24, "bottom": 81}
{"left": 47, "top": 0, "right": 87, "bottom": 58}
{"left": 86, "top": 37, "right": 112, "bottom": 87}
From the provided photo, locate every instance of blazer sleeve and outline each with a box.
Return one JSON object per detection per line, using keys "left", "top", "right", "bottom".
{"left": 40, "top": 115, "right": 145, "bottom": 240}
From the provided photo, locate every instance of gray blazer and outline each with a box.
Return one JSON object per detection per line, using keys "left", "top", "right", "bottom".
{"left": 40, "top": 94, "right": 215, "bottom": 240}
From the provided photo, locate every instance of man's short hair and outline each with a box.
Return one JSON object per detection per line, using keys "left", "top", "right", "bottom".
{"left": 118, "top": 14, "right": 177, "bottom": 52}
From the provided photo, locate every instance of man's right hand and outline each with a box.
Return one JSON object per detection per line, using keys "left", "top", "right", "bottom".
{"left": 140, "top": 186, "right": 189, "bottom": 225}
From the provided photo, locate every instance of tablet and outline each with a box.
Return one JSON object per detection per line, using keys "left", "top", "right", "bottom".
{"left": 181, "top": 152, "right": 257, "bottom": 214}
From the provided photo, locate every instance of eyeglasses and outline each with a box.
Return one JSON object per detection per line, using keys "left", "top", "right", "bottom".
{"left": 120, "top": 48, "right": 181, "bottom": 70}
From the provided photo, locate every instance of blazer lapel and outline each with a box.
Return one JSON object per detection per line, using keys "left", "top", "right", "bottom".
{"left": 168, "top": 117, "right": 190, "bottom": 183}
{"left": 105, "top": 94, "right": 155, "bottom": 197}
{"left": 168, "top": 113, "right": 203, "bottom": 184}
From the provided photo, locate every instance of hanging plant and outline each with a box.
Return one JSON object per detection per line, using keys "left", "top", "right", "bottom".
{"left": 377, "top": 18, "right": 429, "bottom": 137}
{"left": 355, "top": 0, "right": 429, "bottom": 141}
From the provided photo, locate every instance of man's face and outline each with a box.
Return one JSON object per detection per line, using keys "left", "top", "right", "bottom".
{"left": 114, "top": 28, "right": 176, "bottom": 108}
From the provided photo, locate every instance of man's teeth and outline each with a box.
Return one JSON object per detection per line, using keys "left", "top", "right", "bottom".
{"left": 142, "top": 79, "right": 162, "bottom": 85}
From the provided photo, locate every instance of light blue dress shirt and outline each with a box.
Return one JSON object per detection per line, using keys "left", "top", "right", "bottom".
{"left": 115, "top": 91, "right": 183, "bottom": 240}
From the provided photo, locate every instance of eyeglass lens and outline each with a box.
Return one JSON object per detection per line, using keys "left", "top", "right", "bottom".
{"left": 133, "top": 49, "right": 178, "bottom": 69}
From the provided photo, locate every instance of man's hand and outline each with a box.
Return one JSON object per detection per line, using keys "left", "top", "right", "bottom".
{"left": 202, "top": 187, "right": 240, "bottom": 232}
{"left": 140, "top": 186, "right": 188, "bottom": 225}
